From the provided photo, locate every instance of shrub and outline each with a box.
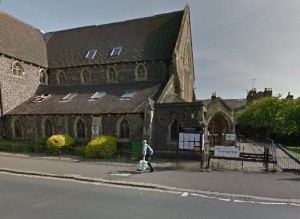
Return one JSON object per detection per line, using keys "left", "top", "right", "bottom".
{"left": 85, "top": 135, "right": 117, "bottom": 159}
{"left": 34, "top": 136, "right": 48, "bottom": 146}
{"left": 46, "top": 134, "right": 74, "bottom": 155}
{"left": 0, "top": 140, "right": 30, "bottom": 153}
{"left": 73, "top": 145, "right": 86, "bottom": 156}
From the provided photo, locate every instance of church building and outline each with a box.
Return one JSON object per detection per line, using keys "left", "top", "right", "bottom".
{"left": 0, "top": 6, "right": 236, "bottom": 152}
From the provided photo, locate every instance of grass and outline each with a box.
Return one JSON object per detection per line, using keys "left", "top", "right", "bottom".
{"left": 287, "top": 146, "right": 300, "bottom": 158}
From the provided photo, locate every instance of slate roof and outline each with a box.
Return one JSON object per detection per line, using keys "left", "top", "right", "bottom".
{"left": 46, "top": 10, "right": 184, "bottom": 69}
{"left": 200, "top": 98, "right": 247, "bottom": 112}
{"left": 7, "top": 82, "right": 164, "bottom": 115}
{"left": 0, "top": 11, "right": 48, "bottom": 67}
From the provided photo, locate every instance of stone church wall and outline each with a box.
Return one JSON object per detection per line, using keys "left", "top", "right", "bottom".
{"left": 48, "top": 61, "right": 169, "bottom": 86}
{"left": 151, "top": 102, "right": 204, "bottom": 151}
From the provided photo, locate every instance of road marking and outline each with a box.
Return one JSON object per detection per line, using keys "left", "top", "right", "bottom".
{"left": 290, "top": 203, "right": 300, "bottom": 207}
{"left": 110, "top": 173, "right": 131, "bottom": 177}
{"left": 191, "top": 193, "right": 230, "bottom": 202}
{"left": 180, "top": 192, "right": 189, "bottom": 197}
{"left": 234, "top": 199, "right": 287, "bottom": 205}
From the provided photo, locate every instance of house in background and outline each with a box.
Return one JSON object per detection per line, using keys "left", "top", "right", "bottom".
{"left": 0, "top": 6, "right": 207, "bottom": 151}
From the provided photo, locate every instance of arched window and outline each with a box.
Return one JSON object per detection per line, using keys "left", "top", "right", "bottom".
{"left": 76, "top": 119, "right": 86, "bottom": 138}
{"left": 11, "top": 61, "right": 24, "bottom": 77}
{"left": 81, "top": 68, "right": 91, "bottom": 84}
{"left": 44, "top": 118, "right": 53, "bottom": 137}
{"left": 107, "top": 66, "right": 117, "bottom": 83}
{"left": 57, "top": 71, "right": 66, "bottom": 85}
{"left": 170, "top": 120, "right": 181, "bottom": 141}
{"left": 119, "top": 118, "right": 130, "bottom": 139}
{"left": 135, "top": 63, "right": 147, "bottom": 80}
{"left": 13, "top": 118, "right": 23, "bottom": 139}
{"left": 39, "top": 69, "right": 48, "bottom": 85}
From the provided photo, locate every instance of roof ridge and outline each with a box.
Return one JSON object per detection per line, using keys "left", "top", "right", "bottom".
{"left": 0, "top": 10, "right": 45, "bottom": 35}
{"left": 46, "top": 9, "right": 184, "bottom": 34}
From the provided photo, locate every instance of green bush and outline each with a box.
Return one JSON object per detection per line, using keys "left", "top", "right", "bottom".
{"left": 73, "top": 145, "right": 86, "bottom": 156}
{"left": 34, "top": 136, "right": 48, "bottom": 146}
{"left": 0, "top": 140, "right": 31, "bottom": 153}
{"left": 85, "top": 135, "right": 117, "bottom": 159}
{"left": 46, "top": 134, "right": 75, "bottom": 155}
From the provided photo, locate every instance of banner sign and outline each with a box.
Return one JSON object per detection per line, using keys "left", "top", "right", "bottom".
{"left": 226, "top": 134, "right": 236, "bottom": 141}
{"left": 215, "top": 145, "right": 240, "bottom": 158}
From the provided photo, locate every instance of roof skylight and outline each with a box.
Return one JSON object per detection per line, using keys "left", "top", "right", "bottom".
{"left": 85, "top": 50, "right": 97, "bottom": 59}
{"left": 60, "top": 93, "right": 77, "bottom": 102}
{"left": 33, "top": 93, "right": 51, "bottom": 103}
{"left": 120, "top": 90, "right": 135, "bottom": 100}
{"left": 89, "top": 91, "right": 106, "bottom": 101}
{"left": 110, "top": 47, "right": 122, "bottom": 57}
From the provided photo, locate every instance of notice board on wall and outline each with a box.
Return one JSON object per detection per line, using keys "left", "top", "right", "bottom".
{"left": 178, "top": 127, "right": 203, "bottom": 151}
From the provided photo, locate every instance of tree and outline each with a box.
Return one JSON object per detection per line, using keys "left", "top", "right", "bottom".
{"left": 236, "top": 97, "right": 300, "bottom": 138}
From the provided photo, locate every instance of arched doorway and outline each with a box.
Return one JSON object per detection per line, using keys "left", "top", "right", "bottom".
{"left": 208, "top": 120, "right": 222, "bottom": 147}
{"left": 208, "top": 113, "right": 230, "bottom": 147}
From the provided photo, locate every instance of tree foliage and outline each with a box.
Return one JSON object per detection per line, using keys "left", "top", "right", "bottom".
{"left": 236, "top": 97, "right": 300, "bottom": 138}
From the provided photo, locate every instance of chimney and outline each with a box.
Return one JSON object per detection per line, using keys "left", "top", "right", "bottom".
{"left": 211, "top": 92, "right": 216, "bottom": 99}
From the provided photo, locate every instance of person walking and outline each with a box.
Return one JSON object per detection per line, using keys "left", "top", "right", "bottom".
{"left": 142, "top": 140, "right": 155, "bottom": 172}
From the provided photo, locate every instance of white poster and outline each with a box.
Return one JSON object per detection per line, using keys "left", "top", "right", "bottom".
{"left": 188, "top": 142, "right": 194, "bottom": 150}
{"left": 195, "top": 134, "right": 200, "bottom": 142}
{"left": 189, "top": 133, "right": 195, "bottom": 141}
{"left": 226, "top": 134, "right": 236, "bottom": 141}
{"left": 179, "top": 142, "right": 184, "bottom": 149}
{"left": 184, "top": 141, "right": 189, "bottom": 149}
{"left": 183, "top": 133, "right": 189, "bottom": 142}
{"left": 179, "top": 133, "right": 184, "bottom": 142}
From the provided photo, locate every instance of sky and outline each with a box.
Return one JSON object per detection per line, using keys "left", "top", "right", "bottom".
{"left": 1, "top": 0, "right": 300, "bottom": 99}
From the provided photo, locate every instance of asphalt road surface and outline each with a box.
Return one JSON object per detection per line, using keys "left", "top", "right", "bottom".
{"left": 0, "top": 173, "right": 299, "bottom": 219}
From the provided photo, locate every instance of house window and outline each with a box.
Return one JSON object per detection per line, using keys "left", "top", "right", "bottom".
{"left": 76, "top": 119, "right": 86, "bottom": 138}
{"left": 13, "top": 119, "right": 23, "bottom": 139}
{"left": 57, "top": 71, "right": 66, "bottom": 85}
{"left": 135, "top": 63, "right": 147, "bottom": 80}
{"left": 107, "top": 66, "right": 117, "bottom": 83}
{"left": 110, "top": 47, "right": 122, "bottom": 57}
{"left": 39, "top": 69, "right": 48, "bottom": 85}
{"left": 11, "top": 61, "right": 24, "bottom": 77}
{"left": 119, "top": 119, "right": 130, "bottom": 139}
{"left": 170, "top": 120, "right": 181, "bottom": 141}
{"left": 81, "top": 68, "right": 91, "bottom": 84}
{"left": 44, "top": 118, "right": 53, "bottom": 137}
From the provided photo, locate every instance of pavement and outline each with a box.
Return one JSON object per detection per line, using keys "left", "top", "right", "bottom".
{"left": 0, "top": 152, "right": 300, "bottom": 204}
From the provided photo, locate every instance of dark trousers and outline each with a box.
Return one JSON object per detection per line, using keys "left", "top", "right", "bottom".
{"left": 145, "top": 154, "right": 154, "bottom": 171}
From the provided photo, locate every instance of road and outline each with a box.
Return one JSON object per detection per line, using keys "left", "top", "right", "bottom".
{"left": 0, "top": 173, "right": 299, "bottom": 219}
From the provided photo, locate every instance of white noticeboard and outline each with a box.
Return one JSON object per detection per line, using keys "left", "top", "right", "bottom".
{"left": 226, "top": 134, "right": 236, "bottom": 141}
{"left": 214, "top": 145, "right": 240, "bottom": 158}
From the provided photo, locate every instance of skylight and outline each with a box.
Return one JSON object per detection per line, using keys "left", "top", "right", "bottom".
{"left": 85, "top": 50, "right": 97, "bottom": 59}
{"left": 89, "top": 91, "right": 106, "bottom": 101}
{"left": 60, "top": 93, "right": 77, "bottom": 102}
{"left": 120, "top": 90, "right": 135, "bottom": 100}
{"left": 110, "top": 47, "right": 122, "bottom": 57}
{"left": 33, "top": 93, "right": 51, "bottom": 103}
